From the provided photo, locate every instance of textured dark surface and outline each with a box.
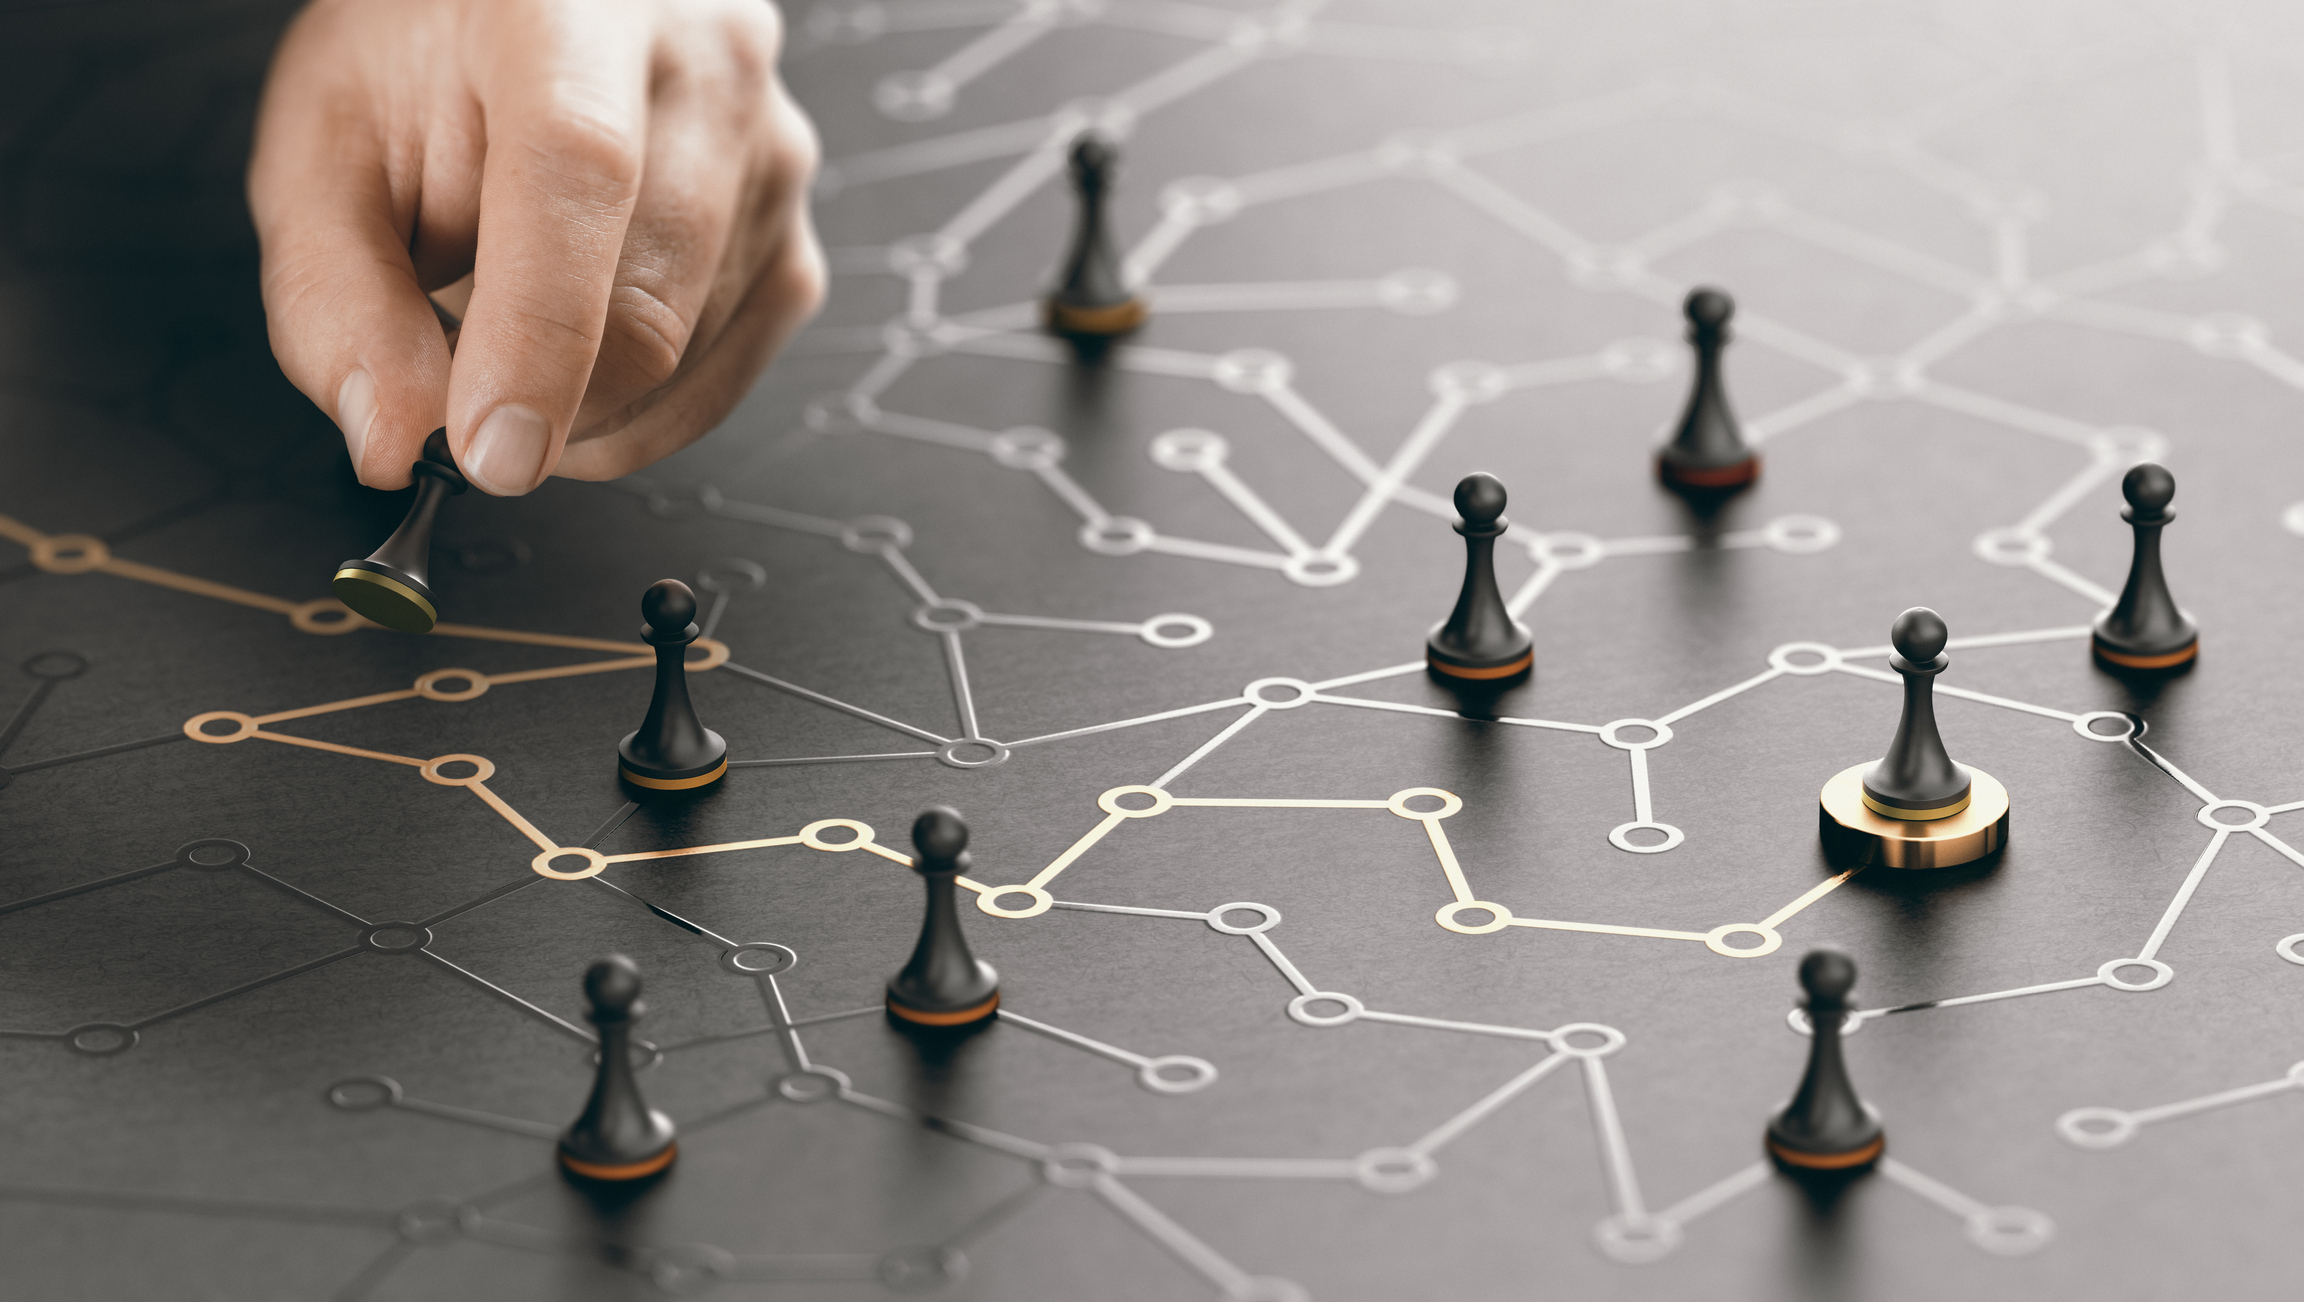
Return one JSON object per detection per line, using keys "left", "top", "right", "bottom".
{"left": 8, "top": 2, "right": 2304, "bottom": 1300}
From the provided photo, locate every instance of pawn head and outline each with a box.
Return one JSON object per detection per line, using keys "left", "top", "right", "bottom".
{"left": 583, "top": 954, "right": 643, "bottom": 1018}
{"left": 1684, "top": 286, "right": 1734, "bottom": 330}
{"left": 2122, "top": 462, "right": 2175, "bottom": 516}
{"left": 1890, "top": 606, "right": 1948, "bottom": 663}
{"left": 1069, "top": 133, "right": 1115, "bottom": 189}
{"left": 1454, "top": 472, "right": 1508, "bottom": 526}
{"left": 1797, "top": 947, "right": 1857, "bottom": 1009}
{"left": 640, "top": 579, "right": 698, "bottom": 636}
{"left": 912, "top": 806, "right": 970, "bottom": 869}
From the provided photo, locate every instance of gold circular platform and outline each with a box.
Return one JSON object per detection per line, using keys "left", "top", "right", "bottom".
{"left": 1819, "top": 762, "right": 2008, "bottom": 869}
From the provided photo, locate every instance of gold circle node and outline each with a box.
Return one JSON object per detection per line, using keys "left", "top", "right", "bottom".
{"left": 1388, "top": 787, "right": 1463, "bottom": 820}
{"left": 685, "top": 638, "right": 731, "bottom": 671}
{"left": 183, "top": 711, "right": 257, "bottom": 744}
{"left": 1435, "top": 900, "right": 1511, "bottom": 934}
{"left": 421, "top": 754, "right": 496, "bottom": 786}
{"left": 31, "top": 534, "right": 109, "bottom": 573}
{"left": 1819, "top": 763, "right": 2009, "bottom": 869}
{"left": 291, "top": 598, "right": 368, "bottom": 635}
{"left": 416, "top": 669, "right": 491, "bottom": 702}
{"left": 531, "top": 847, "right": 607, "bottom": 881}
{"left": 1097, "top": 785, "right": 1174, "bottom": 818}
{"left": 975, "top": 884, "right": 1053, "bottom": 919}
{"left": 1705, "top": 924, "right": 1783, "bottom": 959}
{"left": 799, "top": 818, "right": 876, "bottom": 852}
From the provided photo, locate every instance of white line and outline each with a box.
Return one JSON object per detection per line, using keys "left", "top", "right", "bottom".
{"left": 919, "top": 0, "right": 1061, "bottom": 91}
{"left": 1655, "top": 666, "right": 1785, "bottom": 726}
{"left": 1912, "top": 381, "right": 2103, "bottom": 446}
{"left": 1860, "top": 975, "right": 2106, "bottom": 1021}
{"left": 1358, "top": 1009, "right": 1554, "bottom": 1042}
{"left": 2129, "top": 1076, "right": 2298, "bottom": 1127}
{"left": 1140, "top": 534, "right": 1295, "bottom": 569}
{"left": 939, "top": 137, "right": 1069, "bottom": 246}
{"left": 879, "top": 547, "right": 942, "bottom": 603}
{"left": 1006, "top": 698, "right": 1251, "bottom": 749}
{"left": 835, "top": 1088, "right": 1050, "bottom": 1162}
{"left": 709, "top": 499, "right": 849, "bottom": 536}
{"left": 1309, "top": 662, "right": 1424, "bottom": 691}
{"left": 1628, "top": 748, "right": 1653, "bottom": 823}
{"left": 1247, "top": 931, "right": 1317, "bottom": 996}
{"left": 1200, "top": 462, "right": 1316, "bottom": 556}
{"left": 1151, "top": 705, "right": 1269, "bottom": 790}
{"left": 1746, "top": 385, "right": 1865, "bottom": 444}
{"left": 2129, "top": 740, "right": 2220, "bottom": 805}
{"left": 2026, "top": 554, "right": 2119, "bottom": 607}
{"left": 1878, "top": 1158, "right": 1989, "bottom": 1221}
{"left": 719, "top": 663, "right": 952, "bottom": 745}
{"left": 1262, "top": 383, "right": 1386, "bottom": 482}
{"left": 728, "top": 752, "right": 942, "bottom": 767}
{"left": 1654, "top": 1162, "right": 1771, "bottom": 1227}
{"left": 1407, "top": 1053, "right": 1572, "bottom": 1156}
{"left": 997, "top": 1008, "right": 1151, "bottom": 1068}
{"left": 1580, "top": 1057, "right": 1649, "bottom": 1220}
{"left": 1090, "top": 1175, "right": 1258, "bottom": 1297}
{"left": 1109, "top": 344, "right": 1224, "bottom": 379}
{"left": 941, "top": 632, "right": 981, "bottom": 740}
{"left": 860, "top": 407, "right": 998, "bottom": 453}
{"left": 1505, "top": 560, "right": 1563, "bottom": 616}
{"left": 2138, "top": 829, "right": 2230, "bottom": 962}
{"left": 973, "top": 612, "right": 1145, "bottom": 636}
{"left": 1033, "top": 464, "right": 1115, "bottom": 525}
{"left": 1148, "top": 279, "right": 1393, "bottom": 313}
{"left": 1050, "top": 900, "right": 1214, "bottom": 920}
{"left": 1112, "top": 1157, "right": 1358, "bottom": 1179}
{"left": 2017, "top": 454, "right": 2125, "bottom": 534}
{"left": 824, "top": 115, "right": 1056, "bottom": 188}
{"left": 1830, "top": 662, "right": 2079, "bottom": 722}
{"left": 2251, "top": 827, "right": 2304, "bottom": 870}
{"left": 1322, "top": 395, "right": 1468, "bottom": 557}
{"left": 1427, "top": 162, "right": 1591, "bottom": 257}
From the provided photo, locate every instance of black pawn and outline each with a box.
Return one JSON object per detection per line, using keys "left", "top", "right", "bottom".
{"left": 1768, "top": 949, "right": 1883, "bottom": 1172}
{"left": 559, "top": 955, "right": 677, "bottom": 1180}
{"left": 1862, "top": 607, "right": 1971, "bottom": 820}
{"left": 1657, "top": 287, "right": 1759, "bottom": 492}
{"left": 617, "top": 579, "right": 728, "bottom": 789}
{"left": 886, "top": 808, "right": 1000, "bottom": 1027}
{"left": 332, "top": 428, "right": 467, "bottom": 633}
{"left": 2093, "top": 463, "right": 2198, "bottom": 670}
{"left": 1426, "top": 473, "right": 1532, "bottom": 683}
{"left": 1044, "top": 132, "right": 1147, "bottom": 339}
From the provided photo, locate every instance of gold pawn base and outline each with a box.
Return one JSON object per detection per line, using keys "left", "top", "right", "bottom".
{"left": 1819, "top": 763, "right": 2008, "bottom": 869}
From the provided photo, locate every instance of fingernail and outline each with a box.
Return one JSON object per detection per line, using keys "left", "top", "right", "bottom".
{"left": 464, "top": 405, "right": 550, "bottom": 495}
{"left": 335, "top": 369, "right": 377, "bottom": 475}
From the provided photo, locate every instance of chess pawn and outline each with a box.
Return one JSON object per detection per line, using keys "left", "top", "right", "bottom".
{"left": 1862, "top": 607, "right": 1971, "bottom": 821}
{"left": 886, "top": 808, "right": 1001, "bottom": 1027}
{"left": 1657, "top": 287, "right": 1760, "bottom": 492}
{"left": 332, "top": 428, "right": 467, "bottom": 633}
{"left": 1044, "top": 133, "right": 1147, "bottom": 339}
{"left": 617, "top": 580, "right": 728, "bottom": 790}
{"left": 2092, "top": 463, "right": 2198, "bottom": 670}
{"left": 1767, "top": 949, "right": 1884, "bottom": 1172}
{"left": 1426, "top": 473, "right": 1533, "bottom": 683}
{"left": 559, "top": 955, "right": 678, "bottom": 1181}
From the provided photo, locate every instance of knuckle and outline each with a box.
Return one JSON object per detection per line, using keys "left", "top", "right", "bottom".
{"left": 604, "top": 284, "right": 693, "bottom": 388}
{"left": 519, "top": 109, "right": 643, "bottom": 207}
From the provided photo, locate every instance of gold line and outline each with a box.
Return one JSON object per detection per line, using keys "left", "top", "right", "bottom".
{"left": 1422, "top": 818, "right": 1476, "bottom": 904}
{"left": 253, "top": 690, "right": 422, "bottom": 724}
{"left": 486, "top": 656, "right": 654, "bottom": 685}
{"left": 429, "top": 623, "right": 649, "bottom": 654}
{"left": 1025, "top": 811, "right": 1128, "bottom": 890}
{"left": 862, "top": 842, "right": 914, "bottom": 865}
{"left": 1504, "top": 917, "right": 1712, "bottom": 942}
{"left": 603, "top": 836, "right": 805, "bottom": 863}
{"left": 0, "top": 514, "right": 46, "bottom": 546}
{"left": 1166, "top": 798, "right": 1393, "bottom": 809}
{"left": 1758, "top": 868, "right": 1862, "bottom": 930}
{"left": 467, "top": 781, "right": 558, "bottom": 851}
{"left": 956, "top": 875, "right": 989, "bottom": 892}
{"left": 249, "top": 730, "right": 426, "bottom": 767}
{"left": 97, "top": 557, "right": 300, "bottom": 614}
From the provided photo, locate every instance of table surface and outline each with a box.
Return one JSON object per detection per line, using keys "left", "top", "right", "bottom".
{"left": 7, "top": 1, "right": 2304, "bottom": 1299}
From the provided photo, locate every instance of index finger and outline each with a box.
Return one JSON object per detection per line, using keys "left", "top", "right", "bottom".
{"left": 446, "top": 2, "right": 651, "bottom": 496}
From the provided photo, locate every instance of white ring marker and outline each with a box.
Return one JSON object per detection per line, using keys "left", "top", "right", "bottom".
{"left": 1244, "top": 677, "right": 1315, "bottom": 709}
{"left": 1768, "top": 641, "right": 1843, "bottom": 675}
{"left": 1079, "top": 517, "right": 1153, "bottom": 555}
{"left": 841, "top": 516, "right": 913, "bottom": 553}
{"left": 1353, "top": 1147, "right": 1437, "bottom": 1193}
{"left": 2097, "top": 957, "right": 2174, "bottom": 991}
{"left": 1705, "top": 924, "right": 1783, "bottom": 959}
{"left": 989, "top": 427, "right": 1065, "bottom": 470}
{"left": 2197, "top": 800, "right": 2269, "bottom": 832}
{"left": 1205, "top": 902, "right": 1281, "bottom": 935}
{"left": 1281, "top": 552, "right": 1359, "bottom": 586}
{"left": 2056, "top": 1106, "right": 2136, "bottom": 1149}
{"left": 1211, "top": 349, "right": 1293, "bottom": 394}
{"left": 1594, "top": 1213, "right": 1684, "bottom": 1263}
{"left": 1148, "top": 428, "right": 1228, "bottom": 472}
{"left": 2277, "top": 933, "right": 2304, "bottom": 966}
{"left": 1535, "top": 532, "right": 1604, "bottom": 569}
{"left": 1040, "top": 1142, "right": 1119, "bottom": 1188}
{"left": 1972, "top": 526, "right": 2050, "bottom": 566}
{"left": 1138, "top": 1055, "right": 1218, "bottom": 1094}
{"left": 1435, "top": 900, "right": 1511, "bottom": 934}
{"left": 1965, "top": 1206, "right": 2056, "bottom": 1256}
{"left": 2071, "top": 711, "right": 2140, "bottom": 743}
{"left": 1763, "top": 515, "right": 1842, "bottom": 553}
{"left": 1140, "top": 614, "right": 1212, "bottom": 648}
{"left": 1549, "top": 1023, "right": 1627, "bottom": 1058}
{"left": 2283, "top": 502, "right": 2304, "bottom": 536}
{"left": 1609, "top": 822, "right": 1685, "bottom": 854}
{"left": 1599, "top": 718, "right": 1673, "bottom": 751}
{"left": 1786, "top": 1005, "right": 1866, "bottom": 1037}
{"left": 1287, "top": 992, "right": 1363, "bottom": 1027}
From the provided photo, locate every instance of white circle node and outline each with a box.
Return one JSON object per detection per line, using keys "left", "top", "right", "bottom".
{"left": 1600, "top": 337, "right": 1677, "bottom": 382}
{"left": 1387, "top": 787, "right": 1463, "bottom": 820}
{"left": 2071, "top": 711, "right": 2140, "bottom": 743}
{"left": 2097, "top": 957, "right": 2174, "bottom": 992}
{"left": 1139, "top": 1055, "right": 1218, "bottom": 1095}
{"left": 1040, "top": 1143, "right": 1119, "bottom": 1188}
{"left": 1287, "top": 992, "right": 1364, "bottom": 1027}
{"left": 1098, "top": 785, "right": 1174, "bottom": 818}
{"left": 1140, "top": 614, "right": 1213, "bottom": 648}
{"left": 1965, "top": 1206, "right": 2055, "bottom": 1257}
{"left": 1079, "top": 517, "right": 1154, "bottom": 555}
{"left": 2283, "top": 502, "right": 2304, "bottom": 536}
{"left": 2094, "top": 426, "right": 2168, "bottom": 464}
{"left": 1281, "top": 553, "right": 1359, "bottom": 586}
{"left": 1148, "top": 428, "right": 1229, "bottom": 472}
{"left": 800, "top": 819, "right": 876, "bottom": 852}
{"left": 1353, "top": 1147, "right": 1437, "bottom": 1193}
{"left": 841, "top": 516, "right": 914, "bottom": 553}
{"left": 911, "top": 599, "right": 984, "bottom": 633}
{"left": 989, "top": 427, "right": 1066, "bottom": 470}
{"left": 1158, "top": 176, "right": 1242, "bottom": 225}
{"left": 776, "top": 1066, "right": 851, "bottom": 1104}
{"left": 1434, "top": 900, "right": 1511, "bottom": 934}
{"left": 1599, "top": 718, "right": 1674, "bottom": 751}
{"left": 1550, "top": 1023, "right": 1628, "bottom": 1059}
{"left": 1786, "top": 1005, "right": 1866, "bottom": 1038}
{"left": 1535, "top": 531, "right": 1605, "bottom": 569}
{"left": 1768, "top": 641, "right": 1843, "bottom": 675}
{"left": 872, "top": 71, "right": 955, "bottom": 121}
{"left": 1243, "top": 677, "right": 1315, "bottom": 709}
{"left": 2198, "top": 800, "right": 2269, "bottom": 832}
{"left": 1594, "top": 1213, "right": 1684, "bottom": 1263}
{"left": 1379, "top": 268, "right": 1457, "bottom": 315}
{"left": 1972, "top": 526, "right": 2049, "bottom": 566}
{"left": 1566, "top": 246, "right": 1646, "bottom": 289}
{"left": 2275, "top": 933, "right": 2304, "bottom": 966}
{"left": 1429, "top": 360, "right": 1510, "bottom": 404}
{"left": 1205, "top": 902, "right": 1281, "bottom": 935}
{"left": 1609, "top": 822, "right": 1686, "bottom": 855}
{"left": 885, "top": 233, "right": 967, "bottom": 275}
{"left": 1764, "top": 515, "right": 1842, "bottom": 554}
{"left": 1705, "top": 924, "right": 1783, "bottom": 959}
{"left": 1212, "top": 349, "right": 1293, "bottom": 393}
{"left": 936, "top": 739, "right": 1010, "bottom": 769}
{"left": 2056, "top": 1106, "right": 2136, "bottom": 1149}
{"left": 2188, "top": 311, "right": 2267, "bottom": 356}
{"left": 975, "top": 885, "right": 1053, "bottom": 919}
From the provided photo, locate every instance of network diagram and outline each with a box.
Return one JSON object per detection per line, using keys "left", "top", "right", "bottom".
{"left": 9, "top": 0, "right": 2304, "bottom": 1296}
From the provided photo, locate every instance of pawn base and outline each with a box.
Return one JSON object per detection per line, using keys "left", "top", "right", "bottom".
{"left": 559, "top": 1142, "right": 677, "bottom": 1182}
{"left": 1046, "top": 296, "right": 1147, "bottom": 338}
{"left": 887, "top": 991, "right": 1000, "bottom": 1027}
{"left": 1425, "top": 649, "right": 1533, "bottom": 682}
{"left": 332, "top": 562, "right": 437, "bottom": 634}
{"left": 1658, "top": 453, "right": 1760, "bottom": 492}
{"left": 618, "top": 758, "right": 727, "bottom": 791}
{"left": 2091, "top": 633, "right": 2198, "bottom": 671}
{"left": 1767, "top": 1135, "right": 1883, "bottom": 1173}
{"left": 1821, "top": 763, "right": 2008, "bottom": 869}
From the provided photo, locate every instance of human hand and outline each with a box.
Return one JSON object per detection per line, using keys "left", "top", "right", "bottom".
{"left": 248, "top": 0, "right": 825, "bottom": 495}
